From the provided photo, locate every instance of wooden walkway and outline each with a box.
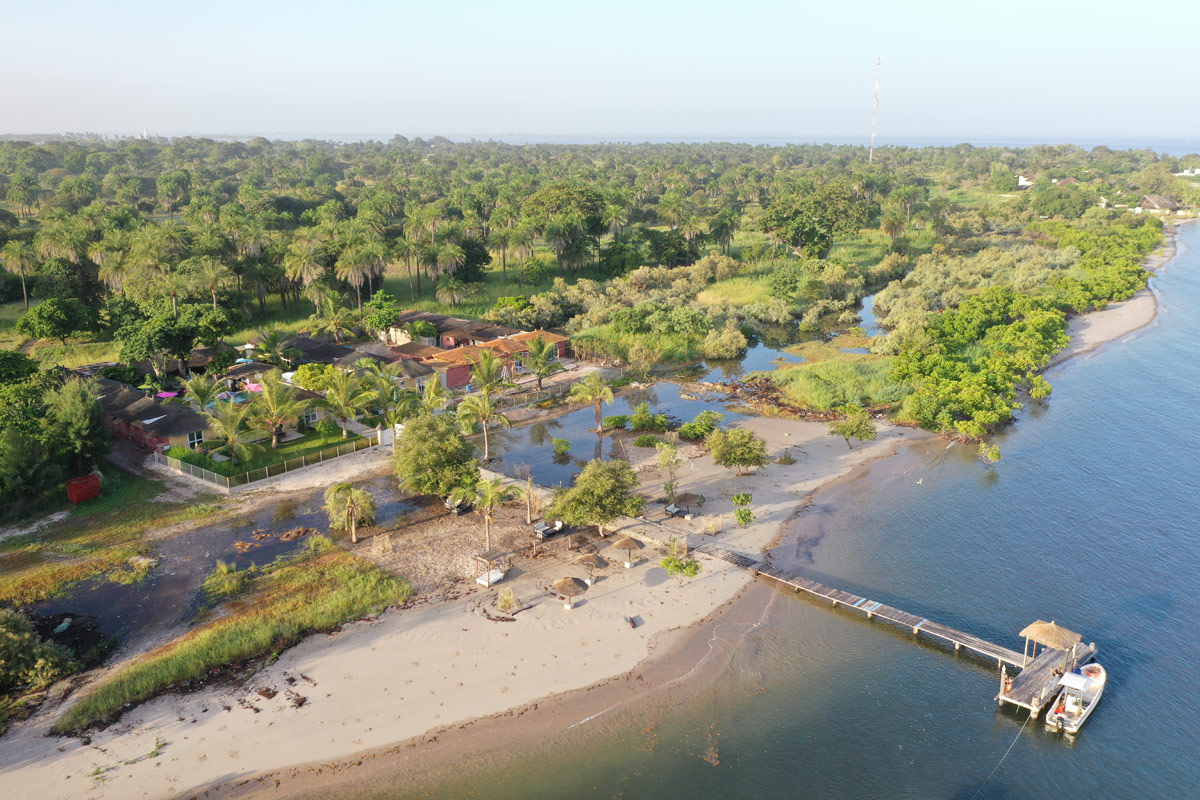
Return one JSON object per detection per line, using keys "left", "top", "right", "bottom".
{"left": 998, "top": 642, "right": 1097, "bottom": 714}
{"left": 692, "top": 543, "right": 1025, "bottom": 667}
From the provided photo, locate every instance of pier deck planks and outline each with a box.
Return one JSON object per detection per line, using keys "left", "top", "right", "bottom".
{"left": 692, "top": 543, "right": 1024, "bottom": 666}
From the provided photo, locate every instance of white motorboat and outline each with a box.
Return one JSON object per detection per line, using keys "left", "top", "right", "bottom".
{"left": 1045, "top": 662, "right": 1106, "bottom": 734}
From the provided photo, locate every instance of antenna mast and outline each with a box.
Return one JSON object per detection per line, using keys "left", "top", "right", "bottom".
{"left": 869, "top": 56, "right": 881, "bottom": 163}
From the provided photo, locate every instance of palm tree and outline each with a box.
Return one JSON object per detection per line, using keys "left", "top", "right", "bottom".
{"left": 448, "top": 477, "right": 523, "bottom": 551}
{"left": 509, "top": 228, "right": 533, "bottom": 285}
{"left": 569, "top": 372, "right": 614, "bottom": 432}
{"left": 320, "top": 369, "right": 377, "bottom": 438}
{"left": 468, "top": 349, "right": 513, "bottom": 391}
{"left": 250, "top": 370, "right": 306, "bottom": 448}
{"left": 679, "top": 215, "right": 705, "bottom": 243}
{"left": 420, "top": 376, "right": 450, "bottom": 413}
{"left": 324, "top": 482, "right": 376, "bottom": 544}
{"left": 254, "top": 329, "right": 302, "bottom": 365}
{"left": 305, "top": 296, "right": 358, "bottom": 343}
{"left": 185, "top": 256, "right": 233, "bottom": 310}
{"left": 487, "top": 229, "right": 511, "bottom": 280}
{"left": 525, "top": 335, "right": 564, "bottom": 390}
{"left": 437, "top": 242, "right": 466, "bottom": 279}
{"left": 456, "top": 388, "right": 510, "bottom": 462}
{"left": 657, "top": 194, "right": 684, "bottom": 229}
{"left": 1, "top": 241, "right": 36, "bottom": 308}
{"left": 881, "top": 211, "right": 906, "bottom": 242}
{"left": 603, "top": 204, "right": 629, "bottom": 239}
{"left": 334, "top": 244, "right": 376, "bottom": 313}
{"left": 435, "top": 276, "right": 469, "bottom": 307}
{"left": 284, "top": 233, "right": 327, "bottom": 302}
{"left": 202, "top": 400, "right": 258, "bottom": 467}
{"left": 181, "top": 373, "right": 221, "bottom": 410}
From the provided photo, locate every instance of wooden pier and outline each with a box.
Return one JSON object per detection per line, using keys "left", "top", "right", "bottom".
{"left": 691, "top": 543, "right": 1096, "bottom": 716}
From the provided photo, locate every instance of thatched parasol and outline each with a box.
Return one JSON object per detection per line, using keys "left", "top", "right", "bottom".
{"left": 1019, "top": 620, "right": 1081, "bottom": 650}
{"left": 553, "top": 576, "right": 589, "bottom": 610}
{"left": 1019, "top": 620, "right": 1082, "bottom": 666}
{"left": 613, "top": 535, "right": 644, "bottom": 568}
{"left": 575, "top": 553, "right": 608, "bottom": 585}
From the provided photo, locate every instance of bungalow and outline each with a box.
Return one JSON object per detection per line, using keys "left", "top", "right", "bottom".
{"left": 510, "top": 329, "right": 570, "bottom": 361}
{"left": 98, "top": 380, "right": 210, "bottom": 452}
{"left": 391, "top": 341, "right": 447, "bottom": 361}
{"left": 384, "top": 310, "right": 519, "bottom": 349}
{"left": 1138, "top": 195, "right": 1180, "bottom": 214}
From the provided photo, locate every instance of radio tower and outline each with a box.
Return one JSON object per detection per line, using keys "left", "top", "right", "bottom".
{"left": 868, "top": 56, "right": 881, "bottom": 163}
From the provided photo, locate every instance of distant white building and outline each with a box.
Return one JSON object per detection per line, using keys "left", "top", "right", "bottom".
{"left": 1016, "top": 174, "right": 1034, "bottom": 188}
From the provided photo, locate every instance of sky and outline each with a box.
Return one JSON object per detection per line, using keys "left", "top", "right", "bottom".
{"left": 1, "top": 0, "right": 1197, "bottom": 145}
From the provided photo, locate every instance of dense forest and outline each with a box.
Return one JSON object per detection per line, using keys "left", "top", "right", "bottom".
{"left": 0, "top": 135, "right": 1194, "bottom": 509}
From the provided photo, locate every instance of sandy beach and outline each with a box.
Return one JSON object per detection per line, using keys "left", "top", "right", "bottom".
{"left": 0, "top": 415, "right": 930, "bottom": 800}
{"left": 1, "top": 223, "right": 1190, "bottom": 800}
{"left": 1048, "top": 219, "right": 1190, "bottom": 369}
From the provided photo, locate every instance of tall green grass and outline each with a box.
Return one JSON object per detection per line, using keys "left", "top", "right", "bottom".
{"left": 52, "top": 538, "right": 411, "bottom": 734}
{"left": 770, "top": 358, "right": 909, "bottom": 410}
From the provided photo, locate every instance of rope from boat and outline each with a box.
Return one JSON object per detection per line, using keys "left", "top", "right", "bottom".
{"left": 968, "top": 713, "right": 1030, "bottom": 800}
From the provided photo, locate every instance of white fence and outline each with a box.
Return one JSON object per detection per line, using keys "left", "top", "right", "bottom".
{"left": 153, "top": 431, "right": 382, "bottom": 493}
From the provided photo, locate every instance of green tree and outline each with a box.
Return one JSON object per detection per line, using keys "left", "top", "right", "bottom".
{"left": 468, "top": 349, "right": 513, "bottom": 391}
{"left": 392, "top": 413, "right": 480, "bottom": 497}
{"left": 0, "top": 428, "right": 59, "bottom": 519}
{"left": 320, "top": 369, "right": 377, "bottom": 438}
{"left": 828, "top": 403, "right": 878, "bottom": 449}
{"left": 706, "top": 428, "right": 769, "bottom": 475}
{"left": 545, "top": 458, "right": 645, "bottom": 536}
{"left": 253, "top": 329, "right": 302, "bottom": 365}
{"left": 1, "top": 240, "right": 36, "bottom": 308}
{"left": 305, "top": 297, "right": 358, "bottom": 344}
{"left": 251, "top": 370, "right": 307, "bottom": 448}
{"left": 202, "top": 400, "right": 257, "bottom": 466}
{"left": 448, "top": 476, "right": 523, "bottom": 551}
{"left": 757, "top": 184, "right": 870, "bottom": 258}
{"left": 0, "top": 350, "right": 37, "bottom": 385}
{"left": 293, "top": 363, "right": 336, "bottom": 392}
{"left": 324, "top": 482, "right": 376, "bottom": 544}
{"left": 420, "top": 375, "right": 450, "bottom": 413}
{"left": 656, "top": 440, "right": 682, "bottom": 504}
{"left": 660, "top": 555, "right": 702, "bottom": 586}
{"left": 361, "top": 291, "right": 401, "bottom": 336}
{"left": 180, "top": 372, "right": 221, "bottom": 410}
{"left": 435, "top": 276, "right": 469, "bottom": 307}
{"left": 456, "top": 387, "right": 510, "bottom": 462}
{"left": 568, "top": 372, "right": 613, "bottom": 431}
{"left": 524, "top": 334, "right": 564, "bottom": 390}
{"left": 15, "top": 298, "right": 96, "bottom": 346}
{"left": 43, "top": 377, "right": 109, "bottom": 477}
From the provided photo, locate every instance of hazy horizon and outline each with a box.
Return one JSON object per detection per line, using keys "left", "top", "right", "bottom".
{"left": 4, "top": 0, "right": 1198, "bottom": 143}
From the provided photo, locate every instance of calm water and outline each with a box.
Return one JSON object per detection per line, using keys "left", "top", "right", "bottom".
{"left": 390, "top": 223, "right": 1200, "bottom": 799}
{"left": 32, "top": 476, "right": 413, "bottom": 647}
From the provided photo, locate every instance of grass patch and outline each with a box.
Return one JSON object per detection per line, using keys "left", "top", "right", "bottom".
{"left": 769, "top": 358, "right": 909, "bottom": 410}
{"left": 0, "top": 467, "right": 222, "bottom": 606}
{"left": 170, "top": 428, "right": 361, "bottom": 477}
{"left": 52, "top": 538, "right": 412, "bottom": 735}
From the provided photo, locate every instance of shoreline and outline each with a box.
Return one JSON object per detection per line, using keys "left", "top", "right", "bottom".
{"left": 0, "top": 222, "right": 1190, "bottom": 800}
{"left": 1046, "top": 218, "right": 1191, "bottom": 370}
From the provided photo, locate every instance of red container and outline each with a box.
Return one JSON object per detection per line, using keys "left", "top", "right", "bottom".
{"left": 65, "top": 475, "right": 102, "bottom": 504}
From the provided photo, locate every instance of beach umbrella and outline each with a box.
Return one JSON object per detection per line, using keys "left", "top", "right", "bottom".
{"left": 613, "top": 535, "right": 643, "bottom": 569}
{"left": 575, "top": 553, "right": 607, "bottom": 585}
{"left": 1019, "top": 620, "right": 1082, "bottom": 665}
{"left": 553, "top": 577, "right": 588, "bottom": 610}
{"left": 155, "top": 391, "right": 178, "bottom": 399}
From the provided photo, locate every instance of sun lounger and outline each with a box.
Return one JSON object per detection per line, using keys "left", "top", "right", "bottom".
{"left": 476, "top": 568, "right": 505, "bottom": 587}
{"left": 533, "top": 519, "right": 564, "bottom": 539}
{"left": 445, "top": 498, "right": 470, "bottom": 515}
{"left": 664, "top": 503, "right": 683, "bottom": 516}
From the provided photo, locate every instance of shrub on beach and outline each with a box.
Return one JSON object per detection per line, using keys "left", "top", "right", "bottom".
{"left": 633, "top": 434, "right": 661, "bottom": 447}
